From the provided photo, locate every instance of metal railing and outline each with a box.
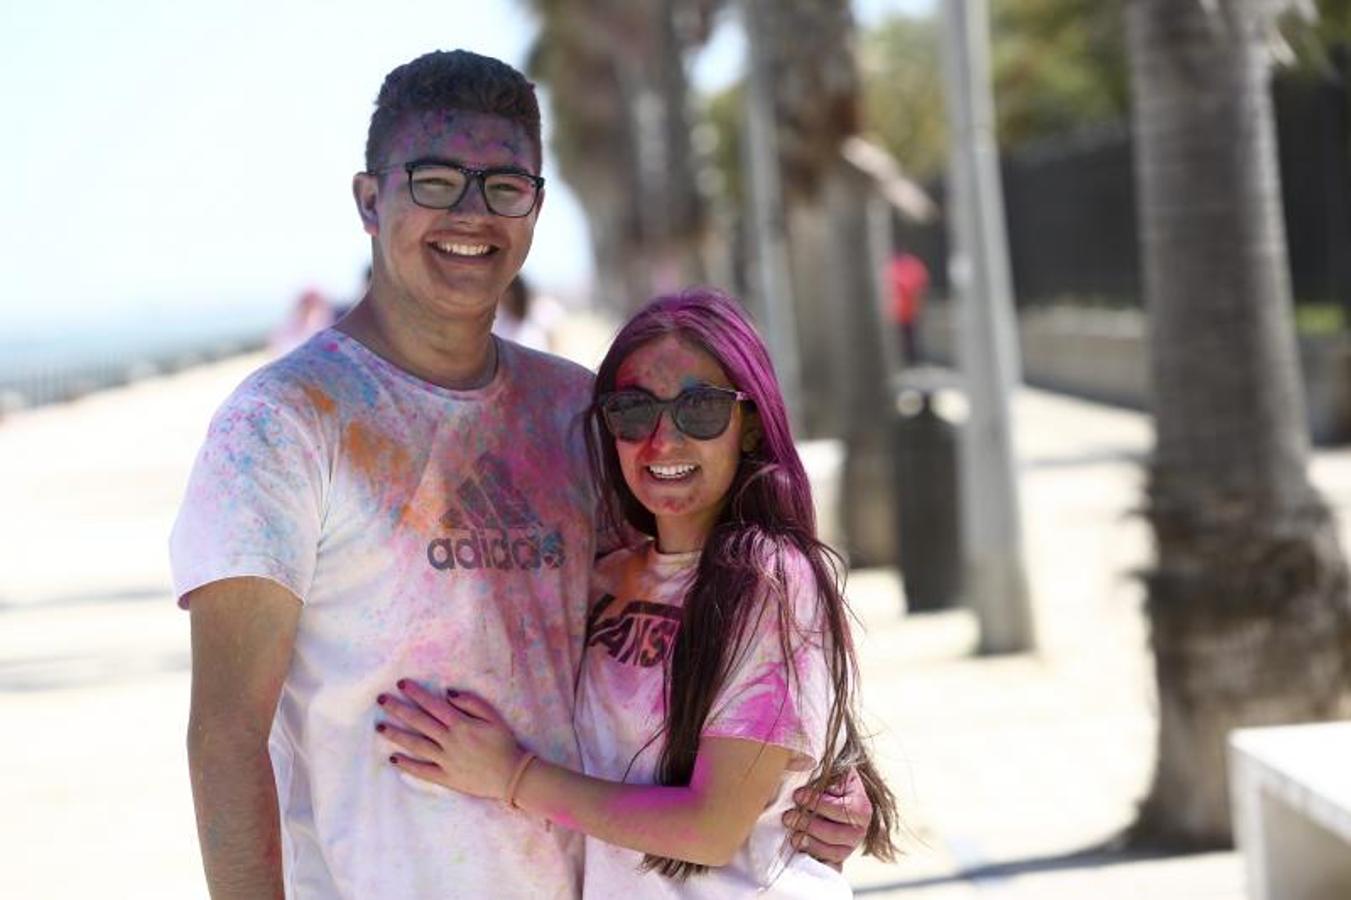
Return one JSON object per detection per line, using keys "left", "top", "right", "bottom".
{"left": 0, "top": 333, "right": 267, "bottom": 414}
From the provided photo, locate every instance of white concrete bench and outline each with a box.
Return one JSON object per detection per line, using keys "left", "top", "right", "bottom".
{"left": 1229, "top": 722, "right": 1351, "bottom": 900}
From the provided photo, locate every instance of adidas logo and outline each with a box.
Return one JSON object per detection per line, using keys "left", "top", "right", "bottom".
{"left": 426, "top": 453, "right": 566, "bottom": 572}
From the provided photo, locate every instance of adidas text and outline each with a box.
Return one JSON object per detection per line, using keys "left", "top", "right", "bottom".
{"left": 427, "top": 528, "right": 565, "bottom": 571}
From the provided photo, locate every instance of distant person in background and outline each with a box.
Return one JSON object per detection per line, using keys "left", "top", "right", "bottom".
{"left": 887, "top": 251, "right": 929, "bottom": 367}
{"left": 492, "top": 274, "right": 564, "bottom": 352}
{"left": 267, "top": 287, "right": 334, "bottom": 356}
{"left": 492, "top": 274, "right": 546, "bottom": 350}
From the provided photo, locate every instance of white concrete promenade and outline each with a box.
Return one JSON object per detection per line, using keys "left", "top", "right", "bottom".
{"left": 4, "top": 332, "right": 1351, "bottom": 898}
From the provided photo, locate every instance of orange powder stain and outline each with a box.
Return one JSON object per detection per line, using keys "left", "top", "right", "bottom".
{"left": 301, "top": 384, "right": 337, "bottom": 416}
{"left": 398, "top": 490, "right": 442, "bottom": 532}
{"left": 343, "top": 421, "right": 411, "bottom": 489}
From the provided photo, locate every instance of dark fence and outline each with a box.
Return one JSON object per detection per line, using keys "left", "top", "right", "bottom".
{"left": 1274, "top": 63, "right": 1351, "bottom": 309}
{"left": 902, "top": 59, "right": 1351, "bottom": 314}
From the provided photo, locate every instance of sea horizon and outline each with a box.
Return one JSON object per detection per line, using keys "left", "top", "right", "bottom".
{"left": 0, "top": 301, "right": 289, "bottom": 409}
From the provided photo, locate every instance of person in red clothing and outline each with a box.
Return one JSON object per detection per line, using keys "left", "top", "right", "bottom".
{"left": 888, "top": 251, "right": 930, "bottom": 366}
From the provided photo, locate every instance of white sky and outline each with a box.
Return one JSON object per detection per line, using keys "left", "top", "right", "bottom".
{"left": 0, "top": 0, "right": 933, "bottom": 333}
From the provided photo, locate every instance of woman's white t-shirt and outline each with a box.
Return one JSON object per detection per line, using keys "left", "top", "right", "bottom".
{"left": 574, "top": 541, "right": 851, "bottom": 898}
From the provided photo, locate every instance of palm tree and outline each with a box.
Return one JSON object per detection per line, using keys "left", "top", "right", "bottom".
{"left": 743, "top": 0, "right": 902, "bottom": 564}
{"left": 523, "top": 0, "right": 715, "bottom": 312}
{"left": 1125, "top": 0, "right": 1351, "bottom": 846}
{"left": 747, "top": 0, "right": 858, "bottom": 427}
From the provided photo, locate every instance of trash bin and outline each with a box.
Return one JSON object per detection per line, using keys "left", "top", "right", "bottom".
{"left": 893, "top": 383, "right": 963, "bottom": 612}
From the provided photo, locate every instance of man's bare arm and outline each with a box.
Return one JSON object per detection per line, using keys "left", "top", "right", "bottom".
{"left": 186, "top": 577, "right": 301, "bottom": 900}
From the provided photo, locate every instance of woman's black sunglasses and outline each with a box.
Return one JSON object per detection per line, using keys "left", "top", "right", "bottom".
{"left": 598, "top": 385, "right": 751, "bottom": 442}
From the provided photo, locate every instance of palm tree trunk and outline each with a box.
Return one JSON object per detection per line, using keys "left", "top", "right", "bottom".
{"left": 1125, "top": 0, "right": 1351, "bottom": 847}
{"left": 748, "top": 0, "right": 905, "bottom": 562}
{"left": 525, "top": 0, "right": 711, "bottom": 313}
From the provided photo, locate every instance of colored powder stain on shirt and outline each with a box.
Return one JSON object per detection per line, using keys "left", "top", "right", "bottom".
{"left": 301, "top": 383, "right": 337, "bottom": 416}
{"left": 342, "top": 420, "right": 411, "bottom": 491}
{"left": 218, "top": 405, "right": 287, "bottom": 476}
{"left": 397, "top": 492, "right": 443, "bottom": 533}
{"left": 722, "top": 667, "right": 793, "bottom": 744}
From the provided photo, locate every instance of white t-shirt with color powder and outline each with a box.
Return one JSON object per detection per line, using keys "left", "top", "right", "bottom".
{"left": 575, "top": 541, "right": 851, "bottom": 899}
{"left": 171, "top": 330, "right": 598, "bottom": 899}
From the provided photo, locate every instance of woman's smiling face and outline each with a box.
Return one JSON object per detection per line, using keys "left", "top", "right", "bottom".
{"left": 612, "top": 335, "right": 756, "bottom": 553}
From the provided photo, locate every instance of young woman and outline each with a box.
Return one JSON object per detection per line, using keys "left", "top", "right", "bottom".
{"left": 377, "top": 289, "right": 897, "bottom": 896}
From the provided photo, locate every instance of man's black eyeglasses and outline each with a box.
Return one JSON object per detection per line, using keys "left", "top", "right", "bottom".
{"left": 598, "top": 385, "right": 751, "bottom": 442}
{"left": 369, "top": 161, "right": 545, "bottom": 218}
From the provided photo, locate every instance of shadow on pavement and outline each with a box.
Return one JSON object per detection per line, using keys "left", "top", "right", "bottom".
{"left": 855, "top": 843, "right": 1202, "bottom": 893}
{"left": 1022, "top": 447, "right": 1147, "bottom": 470}
{"left": 0, "top": 585, "right": 168, "bottom": 612}
{"left": 0, "top": 649, "right": 189, "bottom": 692}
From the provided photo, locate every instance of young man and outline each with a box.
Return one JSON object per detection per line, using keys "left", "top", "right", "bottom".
{"left": 173, "top": 50, "right": 866, "bottom": 899}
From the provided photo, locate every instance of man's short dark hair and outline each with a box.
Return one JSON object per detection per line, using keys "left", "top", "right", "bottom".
{"left": 365, "top": 50, "right": 542, "bottom": 172}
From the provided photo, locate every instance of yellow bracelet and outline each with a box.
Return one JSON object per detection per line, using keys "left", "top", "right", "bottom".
{"left": 505, "top": 752, "right": 539, "bottom": 809}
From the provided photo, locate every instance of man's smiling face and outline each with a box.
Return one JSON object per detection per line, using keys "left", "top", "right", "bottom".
{"left": 355, "top": 109, "right": 541, "bottom": 325}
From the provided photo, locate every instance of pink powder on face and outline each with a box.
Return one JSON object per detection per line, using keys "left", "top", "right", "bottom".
{"left": 390, "top": 111, "right": 536, "bottom": 171}
{"left": 612, "top": 336, "right": 745, "bottom": 552}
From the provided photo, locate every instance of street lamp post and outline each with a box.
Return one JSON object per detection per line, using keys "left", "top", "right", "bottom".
{"left": 940, "top": 0, "right": 1034, "bottom": 653}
